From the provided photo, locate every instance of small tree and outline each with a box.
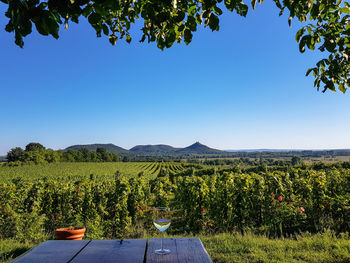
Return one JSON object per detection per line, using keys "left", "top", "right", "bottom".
{"left": 96, "top": 147, "right": 110, "bottom": 161}
{"left": 7, "top": 147, "right": 24, "bottom": 162}
{"left": 291, "top": 156, "right": 302, "bottom": 166}
{"left": 79, "top": 148, "right": 90, "bottom": 161}
{"left": 25, "top": 143, "right": 45, "bottom": 152}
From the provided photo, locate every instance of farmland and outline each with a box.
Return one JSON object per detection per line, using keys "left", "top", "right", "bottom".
{"left": 0, "top": 162, "right": 187, "bottom": 183}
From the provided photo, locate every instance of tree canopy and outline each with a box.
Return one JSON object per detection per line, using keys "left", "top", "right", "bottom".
{"left": 25, "top": 142, "right": 45, "bottom": 151}
{"left": 6, "top": 143, "right": 119, "bottom": 164}
{"left": 1, "top": 0, "right": 349, "bottom": 92}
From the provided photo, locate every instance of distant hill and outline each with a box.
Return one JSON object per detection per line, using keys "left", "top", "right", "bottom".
{"left": 65, "top": 142, "right": 227, "bottom": 156}
{"left": 130, "top": 144, "right": 179, "bottom": 153}
{"left": 176, "top": 142, "right": 225, "bottom": 154}
{"left": 65, "top": 144, "right": 130, "bottom": 155}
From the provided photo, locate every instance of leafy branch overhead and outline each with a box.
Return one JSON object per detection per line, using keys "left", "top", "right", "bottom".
{"left": 1, "top": 0, "right": 349, "bottom": 93}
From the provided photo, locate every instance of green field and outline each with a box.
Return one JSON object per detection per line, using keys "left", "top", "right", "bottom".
{"left": 201, "top": 231, "right": 350, "bottom": 263}
{"left": 0, "top": 162, "right": 187, "bottom": 182}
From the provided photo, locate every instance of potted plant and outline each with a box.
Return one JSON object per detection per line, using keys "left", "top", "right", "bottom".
{"left": 55, "top": 227, "right": 86, "bottom": 240}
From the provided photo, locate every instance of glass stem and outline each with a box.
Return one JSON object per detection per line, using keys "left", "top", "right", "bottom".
{"left": 161, "top": 233, "right": 163, "bottom": 251}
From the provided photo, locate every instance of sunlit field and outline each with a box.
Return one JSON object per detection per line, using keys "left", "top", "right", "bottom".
{"left": 0, "top": 162, "right": 186, "bottom": 183}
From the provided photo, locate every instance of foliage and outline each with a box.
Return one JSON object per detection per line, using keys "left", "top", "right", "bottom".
{"left": 5, "top": 143, "right": 120, "bottom": 165}
{"left": 25, "top": 142, "right": 45, "bottom": 152}
{"left": 292, "top": 0, "right": 350, "bottom": 93}
{"left": 0, "top": 165, "right": 350, "bottom": 243}
{"left": 6, "top": 147, "right": 25, "bottom": 162}
{"left": 1, "top": 0, "right": 349, "bottom": 92}
{"left": 173, "top": 167, "right": 350, "bottom": 236}
{"left": 63, "top": 148, "right": 119, "bottom": 162}
{"left": 291, "top": 155, "right": 303, "bottom": 166}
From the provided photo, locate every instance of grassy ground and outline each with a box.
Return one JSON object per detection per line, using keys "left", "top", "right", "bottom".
{"left": 201, "top": 232, "right": 350, "bottom": 263}
{"left": 2, "top": 231, "right": 350, "bottom": 263}
{"left": 0, "top": 239, "right": 35, "bottom": 263}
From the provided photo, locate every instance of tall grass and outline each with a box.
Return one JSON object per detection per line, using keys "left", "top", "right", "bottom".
{"left": 201, "top": 231, "right": 350, "bottom": 263}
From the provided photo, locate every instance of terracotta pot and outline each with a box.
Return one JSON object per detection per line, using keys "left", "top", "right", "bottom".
{"left": 55, "top": 227, "right": 86, "bottom": 240}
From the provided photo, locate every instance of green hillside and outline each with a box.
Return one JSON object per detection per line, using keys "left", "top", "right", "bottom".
{"left": 65, "top": 143, "right": 130, "bottom": 155}
{"left": 176, "top": 142, "right": 224, "bottom": 154}
{"left": 130, "top": 144, "right": 179, "bottom": 153}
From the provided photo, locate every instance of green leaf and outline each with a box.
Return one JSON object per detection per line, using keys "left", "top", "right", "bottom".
{"left": 109, "top": 35, "right": 117, "bottom": 45}
{"left": 184, "top": 28, "right": 192, "bottom": 44}
{"left": 213, "top": 6, "right": 223, "bottom": 15}
{"left": 5, "top": 22, "right": 14, "bottom": 32}
{"left": 102, "top": 24, "right": 109, "bottom": 35}
{"left": 126, "top": 35, "right": 132, "bottom": 43}
{"left": 236, "top": 2, "right": 248, "bottom": 17}
{"left": 340, "top": 7, "right": 350, "bottom": 13}
{"left": 186, "top": 16, "right": 197, "bottom": 31}
{"left": 273, "top": 0, "right": 282, "bottom": 9}
{"left": 251, "top": 0, "right": 257, "bottom": 10}
{"left": 165, "top": 29, "right": 176, "bottom": 48}
{"left": 327, "top": 82, "right": 336, "bottom": 92}
{"left": 82, "top": 6, "right": 94, "bottom": 17}
{"left": 15, "top": 31, "right": 24, "bottom": 48}
{"left": 306, "top": 68, "right": 313, "bottom": 76}
{"left": 195, "top": 13, "right": 203, "bottom": 24}
{"left": 295, "top": 28, "right": 305, "bottom": 42}
{"left": 175, "top": 11, "right": 185, "bottom": 23}
{"left": 299, "top": 36, "right": 308, "bottom": 53}
{"left": 325, "top": 40, "right": 336, "bottom": 52}
{"left": 88, "top": 13, "right": 101, "bottom": 26}
{"left": 33, "top": 17, "right": 49, "bottom": 36}
{"left": 224, "top": 0, "right": 234, "bottom": 11}
{"left": 46, "top": 17, "right": 59, "bottom": 39}
{"left": 208, "top": 14, "right": 219, "bottom": 31}
{"left": 188, "top": 5, "right": 197, "bottom": 16}
{"left": 339, "top": 83, "right": 346, "bottom": 93}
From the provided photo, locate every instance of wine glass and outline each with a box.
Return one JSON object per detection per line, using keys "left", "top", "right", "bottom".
{"left": 153, "top": 207, "right": 171, "bottom": 255}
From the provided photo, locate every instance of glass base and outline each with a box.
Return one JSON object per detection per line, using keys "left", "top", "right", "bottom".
{"left": 155, "top": 248, "right": 171, "bottom": 255}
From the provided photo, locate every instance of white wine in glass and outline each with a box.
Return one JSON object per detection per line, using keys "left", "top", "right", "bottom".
{"left": 153, "top": 207, "right": 171, "bottom": 255}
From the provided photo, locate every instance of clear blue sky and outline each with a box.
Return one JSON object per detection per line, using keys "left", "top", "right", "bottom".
{"left": 0, "top": 1, "right": 349, "bottom": 155}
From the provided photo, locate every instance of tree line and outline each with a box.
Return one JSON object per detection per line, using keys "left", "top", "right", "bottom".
{"left": 5, "top": 142, "right": 119, "bottom": 165}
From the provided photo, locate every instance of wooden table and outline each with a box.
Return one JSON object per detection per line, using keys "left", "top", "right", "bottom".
{"left": 12, "top": 238, "right": 212, "bottom": 263}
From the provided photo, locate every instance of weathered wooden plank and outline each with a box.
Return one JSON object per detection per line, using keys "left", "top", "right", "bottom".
{"left": 147, "top": 238, "right": 212, "bottom": 263}
{"left": 146, "top": 238, "right": 179, "bottom": 263}
{"left": 12, "top": 240, "right": 90, "bottom": 263}
{"left": 70, "top": 239, "right": 147, "bottom": 263}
